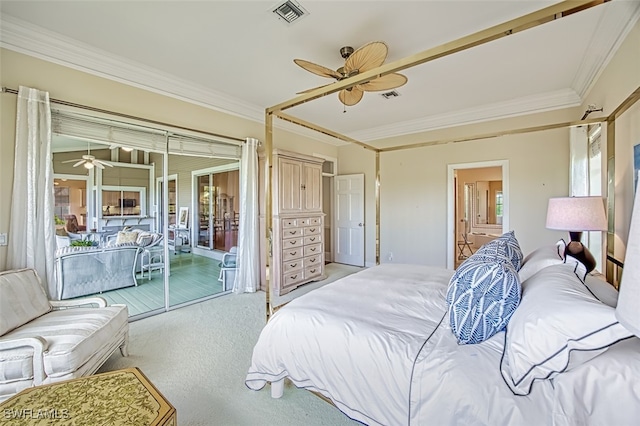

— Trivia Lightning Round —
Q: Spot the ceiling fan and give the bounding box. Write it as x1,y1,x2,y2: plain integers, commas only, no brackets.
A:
294,41,408,106
61,144,113,169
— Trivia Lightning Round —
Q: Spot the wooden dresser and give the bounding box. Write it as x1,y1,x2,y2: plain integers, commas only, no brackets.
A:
271,149,325,296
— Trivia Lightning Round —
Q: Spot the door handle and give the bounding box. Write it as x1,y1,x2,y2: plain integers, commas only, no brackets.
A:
358,223,364,227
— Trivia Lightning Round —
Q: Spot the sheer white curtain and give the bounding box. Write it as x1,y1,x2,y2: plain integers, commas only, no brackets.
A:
7,86,56,298
233,138,260,294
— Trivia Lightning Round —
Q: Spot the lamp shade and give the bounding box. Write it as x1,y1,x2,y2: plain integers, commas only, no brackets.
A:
546,196,607,232
616,183,640,337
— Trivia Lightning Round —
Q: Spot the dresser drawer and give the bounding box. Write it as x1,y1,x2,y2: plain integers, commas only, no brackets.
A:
304,253,323,267
303,225,321,236
282,218,298,228
303,243,322,257
308,217,322,226
283,228,303,238
304,234,321,245
282,259,303,273
282,247,303,261
305,265,322,280
282,271,304,287
282,236,303,249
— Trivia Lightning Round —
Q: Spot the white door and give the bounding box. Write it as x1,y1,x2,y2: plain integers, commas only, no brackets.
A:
334,174,365,266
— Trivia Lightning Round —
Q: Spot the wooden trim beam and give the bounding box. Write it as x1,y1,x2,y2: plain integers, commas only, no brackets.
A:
265,111,274,322
608,86,640,122
274,112,378,152
267,0,606,114
378,117,609,152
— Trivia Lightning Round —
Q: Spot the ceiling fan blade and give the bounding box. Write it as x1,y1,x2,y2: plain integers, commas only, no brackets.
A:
338,88,364,106
72,160,86,167
344,41,388,74
95,160,113,167
61,159,82,164
294,59,341,79
360,73,408,92
93,161,105,169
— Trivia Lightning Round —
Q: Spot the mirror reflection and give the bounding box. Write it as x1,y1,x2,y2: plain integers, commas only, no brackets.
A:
475,180,503,225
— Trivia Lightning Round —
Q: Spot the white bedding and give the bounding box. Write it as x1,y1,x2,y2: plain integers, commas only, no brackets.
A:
245,263,639,425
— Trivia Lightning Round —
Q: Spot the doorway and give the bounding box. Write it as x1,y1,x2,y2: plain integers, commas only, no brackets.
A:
447,160,509,269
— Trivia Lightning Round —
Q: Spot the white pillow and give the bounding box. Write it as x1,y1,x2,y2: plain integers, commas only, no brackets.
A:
501,263,632,395
551,337,640,426
518,241,565,282
0,269,52,335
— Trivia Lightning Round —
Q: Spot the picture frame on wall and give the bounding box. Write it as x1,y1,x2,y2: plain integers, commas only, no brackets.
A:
178,207,189,228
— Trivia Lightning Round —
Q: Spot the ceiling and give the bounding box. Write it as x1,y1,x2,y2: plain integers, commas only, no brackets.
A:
1,1,639,146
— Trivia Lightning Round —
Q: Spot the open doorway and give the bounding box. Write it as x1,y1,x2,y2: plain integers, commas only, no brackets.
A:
447,160,510,269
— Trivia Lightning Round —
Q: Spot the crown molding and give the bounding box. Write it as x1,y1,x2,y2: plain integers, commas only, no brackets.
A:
571,1,640,98
0,16,264,120
350,88,582,142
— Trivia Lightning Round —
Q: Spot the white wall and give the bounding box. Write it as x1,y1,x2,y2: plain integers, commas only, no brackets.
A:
339,128,569,267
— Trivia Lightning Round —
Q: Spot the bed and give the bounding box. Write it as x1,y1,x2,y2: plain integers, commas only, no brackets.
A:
246,238,640,426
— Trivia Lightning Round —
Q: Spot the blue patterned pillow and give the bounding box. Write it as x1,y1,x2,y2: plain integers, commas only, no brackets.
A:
447,257,522,344
475,231,523,271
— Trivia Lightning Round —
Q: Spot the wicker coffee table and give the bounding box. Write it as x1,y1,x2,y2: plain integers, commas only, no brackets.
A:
1,367,176,425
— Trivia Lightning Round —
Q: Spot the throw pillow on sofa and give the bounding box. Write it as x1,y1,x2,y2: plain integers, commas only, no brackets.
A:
116,231,139,245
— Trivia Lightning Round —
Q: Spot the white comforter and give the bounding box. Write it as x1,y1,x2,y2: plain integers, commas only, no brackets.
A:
245,264,631,425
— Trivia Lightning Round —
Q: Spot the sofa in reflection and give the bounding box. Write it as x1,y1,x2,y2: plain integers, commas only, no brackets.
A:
55,245,141,300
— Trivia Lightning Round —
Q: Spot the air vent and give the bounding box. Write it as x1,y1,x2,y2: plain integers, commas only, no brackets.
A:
272,1,309,24
381,90,400,99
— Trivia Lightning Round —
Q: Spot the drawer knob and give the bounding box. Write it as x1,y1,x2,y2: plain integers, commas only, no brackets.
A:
310,269,316,273
290,251,297,255
310,257,316,262
310,237,316,241
291,274,298,279
310,248,316,252
289,231,296,235
290,263,297,268
310,228,316,232
289,240,296,245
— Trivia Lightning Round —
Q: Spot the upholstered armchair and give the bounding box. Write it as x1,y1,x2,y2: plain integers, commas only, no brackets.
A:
63,214,86,233
218,246,237,291
0,269,129,401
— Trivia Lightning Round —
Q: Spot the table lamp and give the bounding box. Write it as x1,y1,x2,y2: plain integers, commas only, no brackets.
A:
616,182,640,337
546,196,607,273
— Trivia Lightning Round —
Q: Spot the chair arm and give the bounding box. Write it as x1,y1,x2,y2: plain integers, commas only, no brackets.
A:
50,296,108,309
0,337,48,385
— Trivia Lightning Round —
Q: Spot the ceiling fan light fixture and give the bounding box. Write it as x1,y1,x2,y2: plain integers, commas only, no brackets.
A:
272,0,309,25
83,161,94,169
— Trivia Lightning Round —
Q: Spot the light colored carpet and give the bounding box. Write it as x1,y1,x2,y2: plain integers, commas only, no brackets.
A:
99,263,363,426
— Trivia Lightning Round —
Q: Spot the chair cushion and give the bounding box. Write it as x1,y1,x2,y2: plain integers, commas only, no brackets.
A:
0,269,52,336
116,231,139,245
0,305,128,381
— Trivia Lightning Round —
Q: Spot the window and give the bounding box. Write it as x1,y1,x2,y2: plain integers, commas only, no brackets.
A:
495,191,504,218
101,186,146,217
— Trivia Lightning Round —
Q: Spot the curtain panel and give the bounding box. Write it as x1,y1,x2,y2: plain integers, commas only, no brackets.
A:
8,86,57,298
233,138,260,293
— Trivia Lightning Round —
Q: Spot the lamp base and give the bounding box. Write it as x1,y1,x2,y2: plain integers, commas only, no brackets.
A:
564,241,596,274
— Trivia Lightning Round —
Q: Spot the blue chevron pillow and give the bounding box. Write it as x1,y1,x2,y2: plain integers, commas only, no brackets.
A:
475,231,523,271
447,257,522,344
